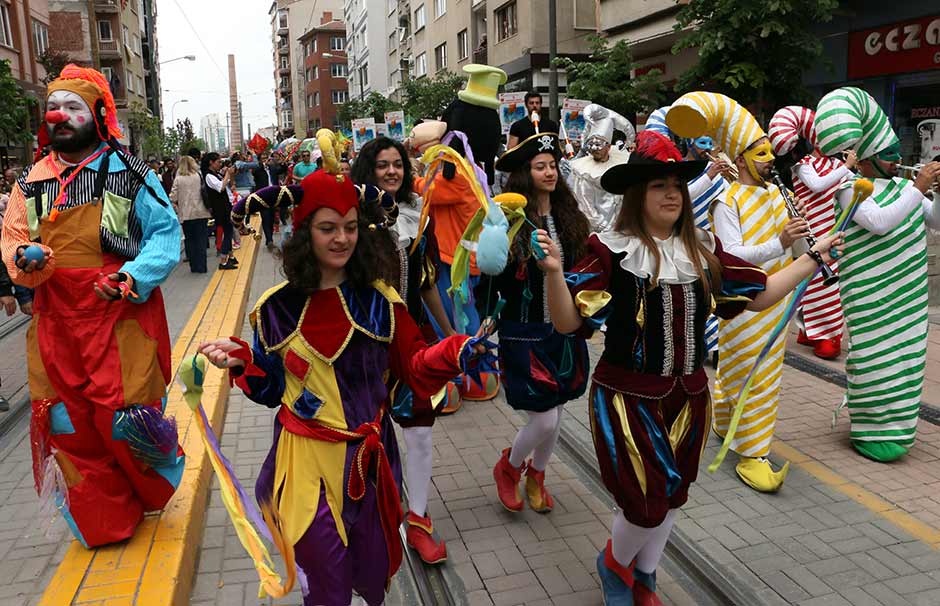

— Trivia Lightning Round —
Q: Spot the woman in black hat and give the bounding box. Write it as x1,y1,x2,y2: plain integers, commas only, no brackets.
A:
483,132,592,516
535,130,844,606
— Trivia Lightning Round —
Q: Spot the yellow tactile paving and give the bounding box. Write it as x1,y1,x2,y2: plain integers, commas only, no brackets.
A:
39,224,262,606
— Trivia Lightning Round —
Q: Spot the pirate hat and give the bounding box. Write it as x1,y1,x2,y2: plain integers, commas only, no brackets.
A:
600,131,706,193
495,132,562,173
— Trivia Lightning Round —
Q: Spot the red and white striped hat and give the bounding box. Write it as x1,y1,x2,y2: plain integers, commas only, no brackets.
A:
768,105,817,156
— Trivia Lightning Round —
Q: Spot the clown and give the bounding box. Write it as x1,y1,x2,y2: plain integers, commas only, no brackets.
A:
567,104,633,233
0,65,183,547
667,92,813,492
769,106,855,360
814,87,940,463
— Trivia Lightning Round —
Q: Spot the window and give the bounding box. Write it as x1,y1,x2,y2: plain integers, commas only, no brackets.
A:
573,0,594,29
102,67,115,92
280,56,289,69
435,0,446,18
457,29,468,61
388,31,396,54
312,66,318,80
414,5,426,32
415,52,427,77
388,0,396,14
123,25,130,49
98,20,113,41
126,69,134,93
434,42,447,72
496,1,517,41
309,118,321,132
311,38,317,53
33,21,49,55
278,11,288,29
307,92,319,107
330,63,347,78
281,110,293,128
359,64,368,87
332,89,349,104
330,36,345,51
137,74,144,94
0,5,12,48
132,33,141,55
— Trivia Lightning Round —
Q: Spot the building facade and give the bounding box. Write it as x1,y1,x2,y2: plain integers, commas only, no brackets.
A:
269,0,342,139
344,0,390,100
0,0,50,166
298,13,348,133
141,0,159,121
48,0,155,154
199,113,228,153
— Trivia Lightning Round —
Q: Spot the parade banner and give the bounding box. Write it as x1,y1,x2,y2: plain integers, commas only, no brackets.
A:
375,123,389,138
561,98,590,141
351,118,377,151
499,92,527,135
385,111,405,141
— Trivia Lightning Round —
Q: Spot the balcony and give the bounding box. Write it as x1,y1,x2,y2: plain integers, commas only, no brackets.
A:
278,66,290,76
278,27,289,38
277,44,289,57
473,48,487,64
98,39,121,59
95,0,120,13
278,81,292,94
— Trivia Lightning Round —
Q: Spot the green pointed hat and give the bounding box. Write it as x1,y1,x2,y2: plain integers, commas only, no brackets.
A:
457,64,507,110
814,87,898,160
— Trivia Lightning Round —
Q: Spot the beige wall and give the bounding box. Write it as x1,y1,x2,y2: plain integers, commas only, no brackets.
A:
425,0,471,75
3,0,50,87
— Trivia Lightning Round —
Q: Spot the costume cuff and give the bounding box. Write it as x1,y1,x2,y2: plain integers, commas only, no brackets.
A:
227,336,265,392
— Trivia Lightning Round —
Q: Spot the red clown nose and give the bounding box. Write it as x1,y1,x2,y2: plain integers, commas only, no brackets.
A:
45,110,69,124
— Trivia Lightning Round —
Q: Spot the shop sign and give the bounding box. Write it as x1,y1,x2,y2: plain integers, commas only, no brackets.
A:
848,15,940,79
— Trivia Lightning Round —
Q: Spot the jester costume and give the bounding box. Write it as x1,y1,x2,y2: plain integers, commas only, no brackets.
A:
226,169,485,605
769,106,849,358
667,92,794,492
1,65,184,547
814,87,940,462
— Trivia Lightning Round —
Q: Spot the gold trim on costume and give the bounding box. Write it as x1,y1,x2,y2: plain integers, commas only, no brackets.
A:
613,393,647,497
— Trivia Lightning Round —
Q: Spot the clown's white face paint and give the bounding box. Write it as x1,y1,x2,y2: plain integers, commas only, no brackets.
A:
46,90,94,130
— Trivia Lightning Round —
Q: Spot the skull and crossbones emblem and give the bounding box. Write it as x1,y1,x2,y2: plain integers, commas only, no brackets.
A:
537,135,554,152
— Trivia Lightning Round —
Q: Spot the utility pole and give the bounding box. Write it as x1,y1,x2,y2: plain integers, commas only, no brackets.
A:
548,0,559,123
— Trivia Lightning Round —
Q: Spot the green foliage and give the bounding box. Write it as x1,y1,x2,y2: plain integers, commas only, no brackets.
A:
554,36,668,117
335,92,402,128
0,60,35,146
401,71,465,121
673,0,839,113
127,101,163,158
37,50,73,84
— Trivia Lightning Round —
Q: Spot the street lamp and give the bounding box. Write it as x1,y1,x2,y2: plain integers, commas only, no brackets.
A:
159,55,196,66
171,99,189,126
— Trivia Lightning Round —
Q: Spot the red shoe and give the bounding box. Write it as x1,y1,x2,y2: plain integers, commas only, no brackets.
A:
524,463,554,513
405,511,447,564
797,329,813,346
462,371,499,401
813,336,842,360
493,447,525,512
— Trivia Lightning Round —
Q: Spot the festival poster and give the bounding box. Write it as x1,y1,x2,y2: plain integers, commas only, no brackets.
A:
351,118,377,151
375,123,389,138
561,98,590,141
385,111,405,141
499,92,527,135
916,117,940,165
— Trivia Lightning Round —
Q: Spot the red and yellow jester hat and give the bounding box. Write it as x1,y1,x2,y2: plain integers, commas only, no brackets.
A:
293,169,359,230
45,64,123,142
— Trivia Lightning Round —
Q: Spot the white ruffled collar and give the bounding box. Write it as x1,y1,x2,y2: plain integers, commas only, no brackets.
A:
597,228,716,284
393,194,423,249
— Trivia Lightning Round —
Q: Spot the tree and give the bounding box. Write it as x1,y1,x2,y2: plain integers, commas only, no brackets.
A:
37,49,73,84
0,60,36,147
673,0,839,114
554,36,668,118
335,92,402,129
401,71,465,121
127,101,163,158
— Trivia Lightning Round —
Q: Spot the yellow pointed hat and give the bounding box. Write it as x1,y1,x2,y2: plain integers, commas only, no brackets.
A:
666,92,765,160
457,64,508,110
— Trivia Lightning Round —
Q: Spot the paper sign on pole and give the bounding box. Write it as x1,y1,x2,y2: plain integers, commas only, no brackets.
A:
561,98,590,142
375,123,389,138
499,92,527,135
385,111,405,141
351,118,377,151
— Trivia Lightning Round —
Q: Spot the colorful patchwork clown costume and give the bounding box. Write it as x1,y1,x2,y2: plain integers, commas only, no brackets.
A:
814,87,940,463
768,106,849,360
646,106,727,357
1,65,183,547
568,104,633,233
667,92,796,492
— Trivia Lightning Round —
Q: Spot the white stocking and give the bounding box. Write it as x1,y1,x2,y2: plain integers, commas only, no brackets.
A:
611,511,655,567
635,509,678,574
508,408,560,468
531,407,563,471
402,426,434,518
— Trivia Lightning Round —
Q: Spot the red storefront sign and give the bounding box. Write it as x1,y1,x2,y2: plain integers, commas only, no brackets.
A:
848,15,940,79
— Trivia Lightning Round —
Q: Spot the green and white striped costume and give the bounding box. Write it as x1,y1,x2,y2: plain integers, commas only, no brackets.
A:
835,177,927,448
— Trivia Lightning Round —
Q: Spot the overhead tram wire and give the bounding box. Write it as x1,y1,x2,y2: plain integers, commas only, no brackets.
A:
169,0,227,84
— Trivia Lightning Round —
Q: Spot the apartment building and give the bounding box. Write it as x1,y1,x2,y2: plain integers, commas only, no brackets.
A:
199,112,228,153
270,0,342,139
344,0,390,100
48,0,154,153
297,13,348,133
0,0,50,165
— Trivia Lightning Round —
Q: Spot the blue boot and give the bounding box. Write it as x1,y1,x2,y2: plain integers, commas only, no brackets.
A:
596,540,634,605
633,569,664,606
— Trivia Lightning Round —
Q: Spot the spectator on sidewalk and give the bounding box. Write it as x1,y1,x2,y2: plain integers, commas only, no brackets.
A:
202,152,239,270
161,157,177,194
170,156,211,273
251,151,281,250
507,91,560,149
232,152,259,197
291,149,318,181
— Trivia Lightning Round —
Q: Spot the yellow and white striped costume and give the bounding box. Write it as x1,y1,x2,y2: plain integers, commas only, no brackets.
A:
712,183,793,457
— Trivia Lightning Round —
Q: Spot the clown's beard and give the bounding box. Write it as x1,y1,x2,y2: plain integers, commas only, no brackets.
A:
49,120,100,154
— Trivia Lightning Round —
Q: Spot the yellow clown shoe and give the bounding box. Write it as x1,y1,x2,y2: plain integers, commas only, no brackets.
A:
735,456,789,493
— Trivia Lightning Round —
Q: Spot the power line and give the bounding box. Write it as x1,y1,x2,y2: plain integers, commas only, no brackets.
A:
169,0,227,83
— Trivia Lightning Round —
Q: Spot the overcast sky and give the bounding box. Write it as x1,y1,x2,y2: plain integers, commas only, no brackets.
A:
156,0,277,136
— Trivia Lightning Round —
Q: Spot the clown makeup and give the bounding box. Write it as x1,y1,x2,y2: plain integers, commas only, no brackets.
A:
46,90,99,154
741,138,775,183
585,136,611,161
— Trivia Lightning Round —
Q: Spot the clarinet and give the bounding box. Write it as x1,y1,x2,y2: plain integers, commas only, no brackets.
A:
770,169,838,286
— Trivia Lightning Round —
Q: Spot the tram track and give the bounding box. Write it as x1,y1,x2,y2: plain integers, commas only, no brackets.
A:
0,313,33,441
